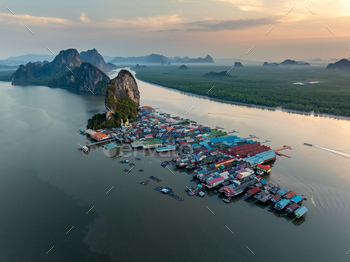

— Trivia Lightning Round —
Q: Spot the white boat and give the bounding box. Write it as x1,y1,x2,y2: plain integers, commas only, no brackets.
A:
82,145,89,153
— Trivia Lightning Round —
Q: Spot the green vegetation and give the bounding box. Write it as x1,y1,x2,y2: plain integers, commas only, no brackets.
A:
87,113,107,130
134,65,350,116
0,70,15,81
87,96,138,129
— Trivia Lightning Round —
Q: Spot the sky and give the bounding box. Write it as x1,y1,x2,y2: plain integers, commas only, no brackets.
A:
1,0,350,61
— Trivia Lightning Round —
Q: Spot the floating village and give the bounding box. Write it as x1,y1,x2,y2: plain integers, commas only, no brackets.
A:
78,106,308,220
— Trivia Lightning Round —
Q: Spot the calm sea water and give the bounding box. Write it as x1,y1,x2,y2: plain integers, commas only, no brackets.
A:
0,70,350,261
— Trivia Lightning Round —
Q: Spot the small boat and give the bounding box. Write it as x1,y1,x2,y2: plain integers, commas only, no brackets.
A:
222,198,231,203
149,176,161,182
294,206,308,218
78,129,86,135
304,143,313,147
186,187,198,196
82,145,89,153
139,180,149,186
161,187,173,194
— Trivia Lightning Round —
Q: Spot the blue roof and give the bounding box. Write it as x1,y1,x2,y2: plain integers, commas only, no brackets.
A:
291,195,303,204
275,199,291,210
277,188,287,197
294,206,308,217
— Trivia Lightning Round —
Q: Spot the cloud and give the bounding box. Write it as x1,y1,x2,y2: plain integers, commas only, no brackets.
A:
80,12,90,23
216,0,268,11
108,14,183,30
0,12,70,26
185,17,279,31
216,0,350,18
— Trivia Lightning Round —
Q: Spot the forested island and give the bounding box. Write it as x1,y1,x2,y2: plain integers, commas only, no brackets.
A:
134,63,350,117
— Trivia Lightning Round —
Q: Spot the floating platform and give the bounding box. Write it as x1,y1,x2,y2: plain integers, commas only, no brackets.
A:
154,187,184,202
149,176,161,182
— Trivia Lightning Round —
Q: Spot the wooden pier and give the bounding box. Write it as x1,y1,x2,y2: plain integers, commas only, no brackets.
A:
86,138,118,148
274,145,292,158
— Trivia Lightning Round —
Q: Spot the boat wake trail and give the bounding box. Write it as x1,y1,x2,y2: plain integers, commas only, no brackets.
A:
311,194,317,208
313,146,350,159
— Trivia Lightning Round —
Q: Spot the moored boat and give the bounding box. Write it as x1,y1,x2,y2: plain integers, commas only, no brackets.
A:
222,198,231,203
161,187,173,194
82,145,89,153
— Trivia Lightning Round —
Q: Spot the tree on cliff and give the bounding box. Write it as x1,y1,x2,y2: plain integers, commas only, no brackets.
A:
87,70,140,129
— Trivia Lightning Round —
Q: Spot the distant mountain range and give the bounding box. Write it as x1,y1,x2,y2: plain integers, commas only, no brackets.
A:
263,59,310,67
11,48,112,95
111,54,214,64
0,54,55,66
326,58,350,70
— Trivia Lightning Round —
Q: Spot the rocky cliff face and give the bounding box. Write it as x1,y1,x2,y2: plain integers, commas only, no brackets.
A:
12,48,82,85
105,70,140,120
48,49,82,75
11,48,113,94
80,48,116,72
48,62,110,95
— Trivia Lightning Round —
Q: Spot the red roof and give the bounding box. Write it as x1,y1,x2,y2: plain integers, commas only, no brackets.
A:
236,173,243,179
257,164,271,171
287,203,299,211
248,187,261,195
209,176,225,184
284,190,296,199
272,195,281,202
